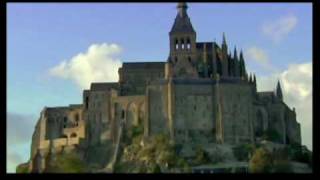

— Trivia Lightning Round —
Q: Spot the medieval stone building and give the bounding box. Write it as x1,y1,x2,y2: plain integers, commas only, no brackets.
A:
27,3,301,172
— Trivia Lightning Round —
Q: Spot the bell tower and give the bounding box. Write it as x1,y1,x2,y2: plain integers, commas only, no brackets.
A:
168,2,198,78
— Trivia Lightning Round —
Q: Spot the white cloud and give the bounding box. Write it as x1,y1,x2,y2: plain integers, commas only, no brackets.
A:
257,62,312,150
49,43,123,90
262,14,298,43
245,46,276,72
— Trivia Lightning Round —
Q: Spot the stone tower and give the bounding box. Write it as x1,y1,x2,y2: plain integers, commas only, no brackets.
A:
168,2,198,78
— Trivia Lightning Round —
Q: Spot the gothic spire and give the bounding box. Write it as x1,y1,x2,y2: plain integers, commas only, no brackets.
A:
234,47,238,60
170,2,195,34
222,32,227,46
276,80,283,101
239,50,246,77
234,47,240,77
177,2,188,18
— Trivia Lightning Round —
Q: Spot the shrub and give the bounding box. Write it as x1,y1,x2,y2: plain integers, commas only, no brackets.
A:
262,129,282,143
117,133,190,173
16,163,29,173
233,143,255,161
193,146,210,165
45,152,87,173
287,144,312,165
132,124,144,138
249,148,273,173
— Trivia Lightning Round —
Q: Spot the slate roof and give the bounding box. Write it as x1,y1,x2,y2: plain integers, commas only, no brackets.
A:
170,14,195,34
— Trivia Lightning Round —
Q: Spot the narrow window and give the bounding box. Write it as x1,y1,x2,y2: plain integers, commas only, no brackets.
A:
175,39,179,50
188,56,191,63
181,39,185,49
75,113,79,122
187,38,191,50
121,110,125,119
85,96,89,109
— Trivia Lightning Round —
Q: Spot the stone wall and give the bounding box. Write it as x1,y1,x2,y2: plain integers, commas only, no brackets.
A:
219,83,254,144
174,83,215,144
119,62,165,95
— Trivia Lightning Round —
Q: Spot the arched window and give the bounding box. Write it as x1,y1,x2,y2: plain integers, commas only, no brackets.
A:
188,56,191,63
175,39,179,50
121,110,125,119
85,96,89,109
187,38,191,50
75,113,79,122
181,39,185,49
174,57,178,63
71,133,77,138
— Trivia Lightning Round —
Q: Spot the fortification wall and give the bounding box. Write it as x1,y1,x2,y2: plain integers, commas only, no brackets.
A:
219,83,254,144
173,83,214,144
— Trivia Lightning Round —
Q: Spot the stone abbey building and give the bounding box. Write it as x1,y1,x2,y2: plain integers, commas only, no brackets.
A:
28,3,301,172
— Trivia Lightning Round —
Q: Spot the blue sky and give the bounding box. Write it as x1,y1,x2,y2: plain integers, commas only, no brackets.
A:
7,3,312,173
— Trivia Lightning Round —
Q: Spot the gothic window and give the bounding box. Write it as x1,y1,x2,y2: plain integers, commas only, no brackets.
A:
188,56,191,63
175,39,179,50
75,113,79,122
121,110,125,119
181,39,185,49
75,113,79,126
187,38,191,50
174,57,178,63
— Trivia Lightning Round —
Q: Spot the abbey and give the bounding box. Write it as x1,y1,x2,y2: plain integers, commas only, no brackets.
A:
27,3,301,172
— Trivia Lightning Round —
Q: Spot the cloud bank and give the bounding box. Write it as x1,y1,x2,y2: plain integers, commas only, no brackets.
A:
256,62,312,150
49,43,123,90
262,14,298,43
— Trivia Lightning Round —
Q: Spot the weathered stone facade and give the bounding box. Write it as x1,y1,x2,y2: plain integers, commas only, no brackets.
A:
27,3,301,172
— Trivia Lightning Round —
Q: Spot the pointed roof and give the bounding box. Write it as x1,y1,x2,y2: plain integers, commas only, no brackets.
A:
170,2,195,34
234,47,238,60
222,32,227,45
276,80,283,100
